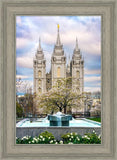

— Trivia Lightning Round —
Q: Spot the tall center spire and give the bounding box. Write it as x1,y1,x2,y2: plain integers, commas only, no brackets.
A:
75,37,78,51
56,24,61,46
38,37,42,52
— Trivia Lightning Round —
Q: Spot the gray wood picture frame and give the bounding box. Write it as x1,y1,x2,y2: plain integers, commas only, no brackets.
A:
0,0,117,159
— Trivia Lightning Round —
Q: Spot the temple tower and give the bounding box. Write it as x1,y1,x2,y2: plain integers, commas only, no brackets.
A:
71,38,84,94
51,25,66,87
33,38,46,94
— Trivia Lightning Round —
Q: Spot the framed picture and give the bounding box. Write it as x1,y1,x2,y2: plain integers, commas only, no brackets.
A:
0,0,117,160
16,15,101,144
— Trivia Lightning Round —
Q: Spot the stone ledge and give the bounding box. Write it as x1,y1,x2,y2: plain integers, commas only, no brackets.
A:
16,127,101,140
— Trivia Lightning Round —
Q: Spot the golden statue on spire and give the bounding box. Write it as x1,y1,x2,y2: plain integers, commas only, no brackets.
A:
57,24,60,29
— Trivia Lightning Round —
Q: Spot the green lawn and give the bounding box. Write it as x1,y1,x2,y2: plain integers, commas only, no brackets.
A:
87,117,101,122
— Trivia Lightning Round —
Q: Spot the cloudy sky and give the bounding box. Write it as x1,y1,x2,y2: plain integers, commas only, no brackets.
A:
16,16,101,94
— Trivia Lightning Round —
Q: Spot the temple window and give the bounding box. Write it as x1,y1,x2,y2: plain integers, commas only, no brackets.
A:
38,80,41,85
57,67,61,77
76,71,80,78
38,70,42,78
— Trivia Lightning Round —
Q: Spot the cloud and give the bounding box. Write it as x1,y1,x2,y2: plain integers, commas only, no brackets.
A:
16,16,22,26
16,16,101,55
84,68,101,75
16,38,31,49
84,87,101,92
17,56,33,68
39,31,100,56
84,76,101,82
16,75,29,79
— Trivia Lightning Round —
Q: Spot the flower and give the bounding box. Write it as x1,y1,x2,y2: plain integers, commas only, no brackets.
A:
60,140,63,144
71,136,73,139
68,142,73,144
32,140,35,143
33,137,38,142
70,133,73,135
77,137,80,141
50,140,53,144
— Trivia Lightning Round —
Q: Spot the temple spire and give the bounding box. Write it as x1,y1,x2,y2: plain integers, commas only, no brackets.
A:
75,37,78,51
38,37,42,51
56,24,61,46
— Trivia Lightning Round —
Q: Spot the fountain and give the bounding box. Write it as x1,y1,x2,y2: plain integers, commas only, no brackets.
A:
48,112,72,126
16,113,101,139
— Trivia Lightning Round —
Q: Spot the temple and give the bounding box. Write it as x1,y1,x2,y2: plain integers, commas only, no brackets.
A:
33,25,84,96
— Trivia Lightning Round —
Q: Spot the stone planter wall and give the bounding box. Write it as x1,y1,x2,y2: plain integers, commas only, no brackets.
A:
16,127,101,140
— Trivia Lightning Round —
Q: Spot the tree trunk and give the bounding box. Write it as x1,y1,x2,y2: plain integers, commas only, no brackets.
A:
59,107,62,112
64,107,67,114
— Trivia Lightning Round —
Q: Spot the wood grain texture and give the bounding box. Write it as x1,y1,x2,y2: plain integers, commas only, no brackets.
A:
0,0,117,159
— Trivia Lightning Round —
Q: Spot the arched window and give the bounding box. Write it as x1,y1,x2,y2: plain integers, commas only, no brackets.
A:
57,67,61,77
38,71,42,78
38,80,41,85
76,71,80,78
